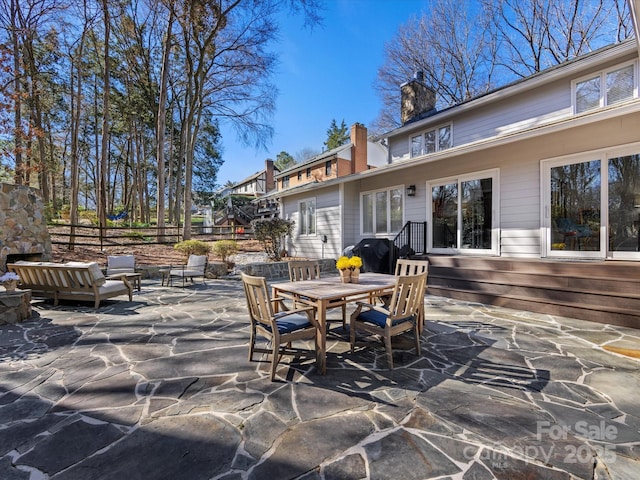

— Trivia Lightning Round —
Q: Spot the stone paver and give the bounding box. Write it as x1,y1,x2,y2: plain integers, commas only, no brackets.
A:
0,279,639,480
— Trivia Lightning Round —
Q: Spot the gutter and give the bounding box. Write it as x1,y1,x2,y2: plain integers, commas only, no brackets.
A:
386,40,638,139
267,99,640,200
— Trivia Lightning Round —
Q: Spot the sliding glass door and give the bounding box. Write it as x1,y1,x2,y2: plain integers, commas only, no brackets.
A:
608,152,640,255
429,170,498,254
548,159,601,256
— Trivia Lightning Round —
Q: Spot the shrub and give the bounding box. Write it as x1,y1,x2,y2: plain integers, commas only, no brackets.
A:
79,209,98,225
212,240,238,264
251,218,294,262
174,239,212,258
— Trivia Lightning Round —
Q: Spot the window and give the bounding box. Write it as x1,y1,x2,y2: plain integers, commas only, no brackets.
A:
299,199,316,235
325,160,332,176
542,145,640,260
410,124,452,157
282,175,289,188
574,62,637,114
361,187,404,234
297,171,302,181
306,167,311,178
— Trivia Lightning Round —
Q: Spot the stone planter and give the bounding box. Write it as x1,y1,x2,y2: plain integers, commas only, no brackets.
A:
3,280,17,291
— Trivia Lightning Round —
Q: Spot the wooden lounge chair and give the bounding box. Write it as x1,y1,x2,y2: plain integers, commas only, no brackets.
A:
8,261,132,308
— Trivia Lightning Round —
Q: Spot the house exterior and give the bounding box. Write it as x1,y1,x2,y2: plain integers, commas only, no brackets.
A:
230,159,277,197
271,31,640,327
275,38,640,263
274,123,387,191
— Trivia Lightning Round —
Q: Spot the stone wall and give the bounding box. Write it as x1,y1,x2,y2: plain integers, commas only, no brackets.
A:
0,183,52,272
236,258,337,280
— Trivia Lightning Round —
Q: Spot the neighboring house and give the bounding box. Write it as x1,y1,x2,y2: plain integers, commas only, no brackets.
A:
213,159,279,226
231,159,277,197
273,35,640,327
274,123,388,191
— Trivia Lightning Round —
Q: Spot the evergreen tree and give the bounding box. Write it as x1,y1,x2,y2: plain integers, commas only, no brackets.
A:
274,151,295,171
324,119,349,150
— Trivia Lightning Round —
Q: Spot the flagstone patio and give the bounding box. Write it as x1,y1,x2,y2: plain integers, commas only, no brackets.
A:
0,278,639,479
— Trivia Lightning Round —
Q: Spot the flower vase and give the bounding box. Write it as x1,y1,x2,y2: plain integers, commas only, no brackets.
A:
350,268,360,284
3,280,17,292
339,269,351,283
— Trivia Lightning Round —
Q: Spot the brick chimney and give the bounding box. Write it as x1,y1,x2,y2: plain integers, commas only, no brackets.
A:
350,123,368,174
401,71,436,125
264,159,275,193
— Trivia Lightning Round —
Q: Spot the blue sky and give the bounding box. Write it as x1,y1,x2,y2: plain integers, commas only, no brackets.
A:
216,0,427,185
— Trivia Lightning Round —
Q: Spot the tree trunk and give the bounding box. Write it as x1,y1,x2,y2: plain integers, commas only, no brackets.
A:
98,0,111,247
69,29,86,250
156,11,172,241
10,0,24,184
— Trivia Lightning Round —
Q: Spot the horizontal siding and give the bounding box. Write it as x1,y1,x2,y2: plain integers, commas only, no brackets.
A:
390,51,638,164
342,182,360,250
453,79,571,145
283,185,342,260
500,221,541,258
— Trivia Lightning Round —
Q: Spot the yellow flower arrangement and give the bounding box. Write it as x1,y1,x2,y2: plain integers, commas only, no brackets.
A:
348,256,362,270
336,256,350,271
336,256,363,271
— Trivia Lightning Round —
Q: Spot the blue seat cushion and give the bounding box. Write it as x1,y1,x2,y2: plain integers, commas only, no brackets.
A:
356,309,414,328
267,314,312,334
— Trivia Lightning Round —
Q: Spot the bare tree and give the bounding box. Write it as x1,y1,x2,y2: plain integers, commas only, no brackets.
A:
155,5,173,241
490,0,632,77
98,0,110,237
67,1,95,249
295,147,320,163
165,0,321,239
372,0,499,133
373,0,632,132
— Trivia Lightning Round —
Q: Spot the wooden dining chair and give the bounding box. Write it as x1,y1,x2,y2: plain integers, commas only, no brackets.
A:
394,259,429,332
395,258,429,276
241,272,320,381
350,272,427,369
287,260,347,329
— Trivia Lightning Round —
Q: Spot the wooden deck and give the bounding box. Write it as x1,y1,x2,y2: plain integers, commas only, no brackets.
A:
422,255,640,329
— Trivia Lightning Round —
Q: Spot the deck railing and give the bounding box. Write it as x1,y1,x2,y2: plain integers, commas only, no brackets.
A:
390,221,427,271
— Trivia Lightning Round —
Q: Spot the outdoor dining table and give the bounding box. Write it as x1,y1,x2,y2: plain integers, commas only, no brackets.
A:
271,272,397,374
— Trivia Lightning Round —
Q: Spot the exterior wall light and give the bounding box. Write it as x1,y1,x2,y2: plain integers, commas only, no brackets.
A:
407,185,416,196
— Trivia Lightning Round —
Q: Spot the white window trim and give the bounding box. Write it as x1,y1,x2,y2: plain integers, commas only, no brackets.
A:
298,197,317,237
540,141,640,260
409,122,453,158
572,60,638,115
427,168,500,255
360,184,405,236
